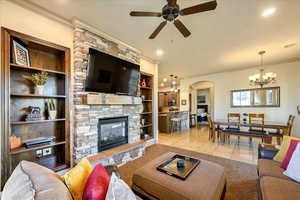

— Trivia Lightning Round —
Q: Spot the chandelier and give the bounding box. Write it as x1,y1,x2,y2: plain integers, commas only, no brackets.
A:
249,51,277,88
160,75,179,92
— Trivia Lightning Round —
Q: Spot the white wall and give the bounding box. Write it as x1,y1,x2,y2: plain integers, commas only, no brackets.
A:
180,61,300,137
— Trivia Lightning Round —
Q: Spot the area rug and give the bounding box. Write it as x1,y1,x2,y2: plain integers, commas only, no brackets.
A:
119,144,258,200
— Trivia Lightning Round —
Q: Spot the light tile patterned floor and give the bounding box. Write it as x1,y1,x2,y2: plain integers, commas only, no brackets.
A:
158,126,260,165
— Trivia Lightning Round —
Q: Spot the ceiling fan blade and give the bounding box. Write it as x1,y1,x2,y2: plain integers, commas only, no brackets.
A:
180,1,217,16
167,0,177,6
149,21,167,39
174,19,191,38
130,11,162,17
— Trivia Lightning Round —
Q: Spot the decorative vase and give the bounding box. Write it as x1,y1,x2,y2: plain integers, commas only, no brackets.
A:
35,85,44,95
48,110,57,120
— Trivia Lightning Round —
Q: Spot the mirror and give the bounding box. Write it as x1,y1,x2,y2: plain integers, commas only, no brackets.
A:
231,87,280,107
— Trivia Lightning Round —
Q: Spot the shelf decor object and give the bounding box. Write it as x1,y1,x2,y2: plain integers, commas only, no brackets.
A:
24,71,49,95
1,27,71,186
12,40,30,66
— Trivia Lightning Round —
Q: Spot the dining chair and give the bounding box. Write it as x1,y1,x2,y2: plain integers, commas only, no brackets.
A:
248,113,265,143
286,115,296,136
207,115,219,142
269,115,295,145
225,113,241,143
249,114,265,132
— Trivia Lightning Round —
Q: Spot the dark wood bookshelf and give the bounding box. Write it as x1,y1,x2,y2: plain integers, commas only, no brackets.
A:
10,141,66,155
1,27,71,186
10,63,66,75
11,119,66,125
11,93,66,98
140,72,154,140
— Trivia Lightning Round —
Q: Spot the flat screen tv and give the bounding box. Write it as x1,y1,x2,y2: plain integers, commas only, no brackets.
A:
85,48,140,96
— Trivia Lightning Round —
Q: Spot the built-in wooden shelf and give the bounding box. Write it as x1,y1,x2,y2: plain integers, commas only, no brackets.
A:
141,123,152,128
52,163,68,172
143,100,152,102
141,112,152,115
140,87,152,90
10,63,66,75
10,141,66,155
11,93,66,98
10,119,66,125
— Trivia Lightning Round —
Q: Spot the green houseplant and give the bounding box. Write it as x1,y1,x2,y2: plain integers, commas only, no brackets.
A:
25,71,48,95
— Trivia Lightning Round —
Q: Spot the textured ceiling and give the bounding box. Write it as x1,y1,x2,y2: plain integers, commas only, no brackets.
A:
23,0,300,81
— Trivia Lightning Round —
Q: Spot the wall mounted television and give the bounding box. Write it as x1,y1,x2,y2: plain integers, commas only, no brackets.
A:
85,48,140,96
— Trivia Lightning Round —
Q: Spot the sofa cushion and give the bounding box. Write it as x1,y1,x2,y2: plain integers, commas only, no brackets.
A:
64,158,93,200
257,159,289,180
260,176,300,200
83,164,110,200
273,136,300,162
1,161,72,200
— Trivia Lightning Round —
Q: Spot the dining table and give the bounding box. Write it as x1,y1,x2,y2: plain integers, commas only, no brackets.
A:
213,119,288,144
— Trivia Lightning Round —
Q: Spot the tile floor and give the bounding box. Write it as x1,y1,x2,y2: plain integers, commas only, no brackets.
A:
158,126,260,165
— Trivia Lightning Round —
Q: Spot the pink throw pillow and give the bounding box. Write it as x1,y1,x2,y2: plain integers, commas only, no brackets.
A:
83,164,110,200
280,140,300,169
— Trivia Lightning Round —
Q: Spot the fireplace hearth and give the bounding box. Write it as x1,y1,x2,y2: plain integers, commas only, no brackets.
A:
98,116,129,152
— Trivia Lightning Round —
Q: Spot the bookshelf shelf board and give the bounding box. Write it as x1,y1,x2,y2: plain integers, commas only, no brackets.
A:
140,87,152,90
10,63,66,75
10,119,66,125
141,112,152,115
10,141,66,155
141,123,153,128
11,93,66,98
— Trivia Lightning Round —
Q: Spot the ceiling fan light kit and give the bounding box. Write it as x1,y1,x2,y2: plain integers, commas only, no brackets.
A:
130,0,217,39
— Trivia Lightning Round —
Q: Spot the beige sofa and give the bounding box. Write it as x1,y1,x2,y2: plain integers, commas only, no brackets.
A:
257,159,300,200
2,161,142,200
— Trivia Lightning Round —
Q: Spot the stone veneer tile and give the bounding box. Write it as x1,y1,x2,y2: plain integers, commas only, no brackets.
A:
73,25,143,165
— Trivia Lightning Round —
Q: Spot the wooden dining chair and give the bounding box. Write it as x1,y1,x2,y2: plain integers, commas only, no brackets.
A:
207,115,219,142
285,115,295,137
226,113,241,143
248,114,265,143
249,114,265,132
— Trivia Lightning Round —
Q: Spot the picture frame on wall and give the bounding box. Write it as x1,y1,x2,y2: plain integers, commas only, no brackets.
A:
181,99,187,105
12,40,30,66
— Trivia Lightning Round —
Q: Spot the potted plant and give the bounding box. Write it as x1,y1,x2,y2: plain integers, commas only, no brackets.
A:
47,99,57,120
25,71,48,95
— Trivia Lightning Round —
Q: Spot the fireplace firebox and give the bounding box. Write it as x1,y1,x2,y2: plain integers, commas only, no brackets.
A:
98,116,128,152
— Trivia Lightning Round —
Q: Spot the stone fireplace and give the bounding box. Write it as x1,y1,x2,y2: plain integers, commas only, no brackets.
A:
72,20,145,164
98,116,128,152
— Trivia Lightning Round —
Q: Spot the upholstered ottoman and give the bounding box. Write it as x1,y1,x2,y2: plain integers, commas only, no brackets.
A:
132,152,226,200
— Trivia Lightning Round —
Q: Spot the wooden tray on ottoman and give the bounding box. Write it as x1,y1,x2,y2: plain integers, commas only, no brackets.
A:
157,154,200,180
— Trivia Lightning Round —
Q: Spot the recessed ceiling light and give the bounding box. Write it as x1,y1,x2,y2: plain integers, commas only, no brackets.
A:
163,78,168,82
160,83,165,87
262,8,276,17
156,49,163,56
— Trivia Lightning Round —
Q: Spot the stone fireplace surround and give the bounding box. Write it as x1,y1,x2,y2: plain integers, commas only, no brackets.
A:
73,20,145,165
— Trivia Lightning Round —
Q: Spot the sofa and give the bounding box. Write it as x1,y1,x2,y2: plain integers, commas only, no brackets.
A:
257,158,300,200
1,161,142,200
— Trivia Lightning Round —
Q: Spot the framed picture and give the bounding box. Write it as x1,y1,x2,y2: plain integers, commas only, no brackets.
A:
12,40,30,66
181,99,187,105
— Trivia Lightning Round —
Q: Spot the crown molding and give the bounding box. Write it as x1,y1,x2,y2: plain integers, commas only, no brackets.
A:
140,55,160,65
10,0,72,27
72,18,142,54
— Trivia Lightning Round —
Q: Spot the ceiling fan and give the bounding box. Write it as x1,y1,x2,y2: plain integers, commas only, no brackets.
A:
129,0,217,39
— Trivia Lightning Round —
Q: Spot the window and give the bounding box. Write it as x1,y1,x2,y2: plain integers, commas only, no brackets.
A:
231,87,280,107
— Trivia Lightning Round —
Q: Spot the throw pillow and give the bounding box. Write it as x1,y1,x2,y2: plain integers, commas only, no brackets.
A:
273,136,300,162
284,144,300,183
64,158,93,200
280,140,300,169
83,164,110,200
105,172,136,200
